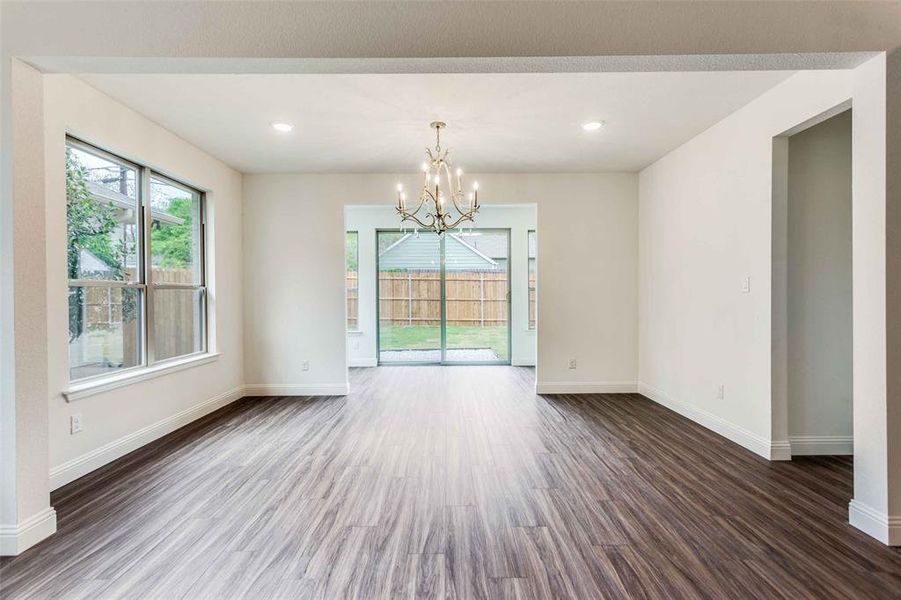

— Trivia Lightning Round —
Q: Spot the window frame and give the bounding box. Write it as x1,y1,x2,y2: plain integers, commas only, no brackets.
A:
346,230,359,332
66,136,209,386
147,172,208,364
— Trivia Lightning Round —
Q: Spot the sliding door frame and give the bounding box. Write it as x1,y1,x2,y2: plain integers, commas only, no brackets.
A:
376,228,512,366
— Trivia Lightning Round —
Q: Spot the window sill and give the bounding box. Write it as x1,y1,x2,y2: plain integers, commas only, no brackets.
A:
63,352,221,402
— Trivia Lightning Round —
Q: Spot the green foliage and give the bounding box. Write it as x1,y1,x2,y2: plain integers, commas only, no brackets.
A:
66,149,123,342
151,197,194,268
66,149,120,277
346,232,358,271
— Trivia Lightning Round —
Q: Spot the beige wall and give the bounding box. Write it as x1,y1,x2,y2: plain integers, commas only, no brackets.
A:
243,173,638,394
786,110,853,447
43,75,245,487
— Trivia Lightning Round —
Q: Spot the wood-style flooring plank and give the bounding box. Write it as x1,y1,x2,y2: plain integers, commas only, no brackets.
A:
2,366,900,599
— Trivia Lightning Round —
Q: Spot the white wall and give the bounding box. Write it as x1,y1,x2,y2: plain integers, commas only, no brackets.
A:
638,59,897,544
244,173,638,394
344,204,537,368
0,59,55,556
42,75,245,489
638,69,853,456
786,110,852,452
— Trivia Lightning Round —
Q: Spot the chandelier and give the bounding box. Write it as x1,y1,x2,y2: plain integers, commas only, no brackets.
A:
395,121,479,235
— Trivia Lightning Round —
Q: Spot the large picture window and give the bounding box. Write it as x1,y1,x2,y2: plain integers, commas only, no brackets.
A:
66,137,207,383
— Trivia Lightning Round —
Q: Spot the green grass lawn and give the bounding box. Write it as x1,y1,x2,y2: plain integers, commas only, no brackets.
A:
380,324,509,359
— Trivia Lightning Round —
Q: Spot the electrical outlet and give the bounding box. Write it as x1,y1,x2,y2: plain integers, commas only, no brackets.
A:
70,413,83,434
741,276,751,294
301,360,310,371
716,384,725,400
568,358,577,370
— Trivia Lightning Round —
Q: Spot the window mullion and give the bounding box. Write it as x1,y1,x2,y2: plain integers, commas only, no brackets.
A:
142,165,155,366
201,198,208,353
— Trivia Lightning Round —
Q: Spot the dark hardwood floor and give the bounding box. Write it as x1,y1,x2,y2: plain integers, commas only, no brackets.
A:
2,366,899,599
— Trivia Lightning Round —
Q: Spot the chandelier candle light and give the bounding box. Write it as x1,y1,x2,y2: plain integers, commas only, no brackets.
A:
395,121,479,235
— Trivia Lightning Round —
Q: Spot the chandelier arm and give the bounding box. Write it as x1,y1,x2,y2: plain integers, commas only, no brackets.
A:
403,188,433,218
442,210,478,232
439,161,469,216
398,211,435,231
417,188,437,214
449,190,468,216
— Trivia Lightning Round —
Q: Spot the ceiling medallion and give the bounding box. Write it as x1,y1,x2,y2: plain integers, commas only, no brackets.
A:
395,121,479,235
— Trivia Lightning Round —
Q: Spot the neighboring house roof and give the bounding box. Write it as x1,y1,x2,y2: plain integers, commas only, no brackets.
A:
88,181,184,225
78,248,114,277
457,233,508,260
379,233,504,271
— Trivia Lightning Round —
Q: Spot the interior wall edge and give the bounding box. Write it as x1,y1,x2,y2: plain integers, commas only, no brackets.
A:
0,507,57,557
848,499,901,546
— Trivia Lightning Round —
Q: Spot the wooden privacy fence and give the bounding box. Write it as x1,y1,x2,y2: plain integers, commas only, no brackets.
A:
347,271,510,327
346,273,359,330
152,268,201,359
81,267,199,362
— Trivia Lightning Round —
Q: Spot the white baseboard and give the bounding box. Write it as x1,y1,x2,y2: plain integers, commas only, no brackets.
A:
849,499,901,546
788,436,853,456
0,507,57,556
638,382,772,460
511,357,536,367
243,383,349,396
769,440,792,461
348,358,378,368
49,385,245,490
536,381,637,394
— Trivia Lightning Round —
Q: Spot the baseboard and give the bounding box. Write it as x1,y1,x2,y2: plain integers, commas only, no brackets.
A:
849,499,901,546
511,357,536,367
0,507,57,556
536,381,637,394
769,440,792,461
243,383,350,396
789,435,853,456
638,382,772,460
49,385,245,490
348,358,378,368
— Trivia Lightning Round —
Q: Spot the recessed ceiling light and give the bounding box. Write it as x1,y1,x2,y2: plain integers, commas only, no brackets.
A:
271,122,294,133
582,121,604,132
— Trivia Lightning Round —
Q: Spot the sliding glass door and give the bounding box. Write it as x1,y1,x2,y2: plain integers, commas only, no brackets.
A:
377,229,510,365
377,231,442,362
444,231,510,362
